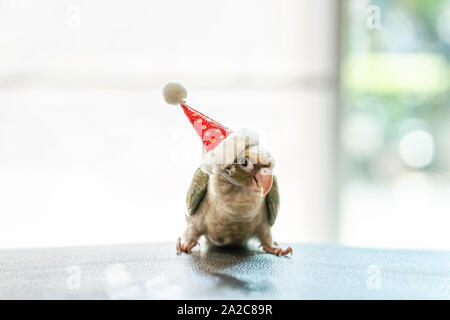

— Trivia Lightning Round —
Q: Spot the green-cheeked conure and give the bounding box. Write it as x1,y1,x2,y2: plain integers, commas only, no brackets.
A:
162,82,292,256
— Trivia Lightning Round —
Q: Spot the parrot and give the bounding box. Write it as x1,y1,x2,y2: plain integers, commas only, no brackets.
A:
162,82,292,256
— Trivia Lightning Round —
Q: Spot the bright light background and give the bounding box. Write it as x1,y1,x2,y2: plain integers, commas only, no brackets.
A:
0,0,338,249
340,0,450,250
4,0,447,252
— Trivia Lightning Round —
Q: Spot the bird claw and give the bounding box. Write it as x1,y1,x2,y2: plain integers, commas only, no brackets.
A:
176,237,199,255
262,243,293,257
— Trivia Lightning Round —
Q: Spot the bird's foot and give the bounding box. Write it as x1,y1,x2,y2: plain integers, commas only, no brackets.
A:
262,242,293,257
176,237,199,255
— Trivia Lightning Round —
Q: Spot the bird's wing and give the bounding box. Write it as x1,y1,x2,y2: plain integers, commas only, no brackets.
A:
186,167,209,215
265,175,280,226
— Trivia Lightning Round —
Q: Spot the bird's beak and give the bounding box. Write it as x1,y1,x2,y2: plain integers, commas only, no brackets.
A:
248,168,273,197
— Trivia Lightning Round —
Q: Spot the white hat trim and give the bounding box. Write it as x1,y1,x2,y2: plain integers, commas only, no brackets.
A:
201,128,259,175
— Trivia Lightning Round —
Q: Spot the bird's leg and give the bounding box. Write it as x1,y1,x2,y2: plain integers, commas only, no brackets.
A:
176,237,199,254
262,243,293,256
176,219,203,255
257,226,293,257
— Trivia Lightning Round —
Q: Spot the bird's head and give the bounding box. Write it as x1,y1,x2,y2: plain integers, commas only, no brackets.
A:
201,129,275,197
222,145,274,196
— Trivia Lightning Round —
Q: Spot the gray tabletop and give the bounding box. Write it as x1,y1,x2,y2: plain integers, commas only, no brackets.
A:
0,242,449,299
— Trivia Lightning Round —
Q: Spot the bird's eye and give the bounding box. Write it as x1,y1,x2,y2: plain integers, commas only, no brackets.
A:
238,158,253,172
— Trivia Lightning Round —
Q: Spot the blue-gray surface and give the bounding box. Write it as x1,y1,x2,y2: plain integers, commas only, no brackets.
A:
0,242,449,299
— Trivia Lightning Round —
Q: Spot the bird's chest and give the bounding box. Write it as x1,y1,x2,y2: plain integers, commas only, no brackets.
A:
204,204,263,246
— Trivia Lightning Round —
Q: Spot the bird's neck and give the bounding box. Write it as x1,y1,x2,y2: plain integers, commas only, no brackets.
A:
209,174,264,214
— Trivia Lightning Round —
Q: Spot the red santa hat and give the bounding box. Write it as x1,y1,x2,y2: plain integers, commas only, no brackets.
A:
162,82,259,174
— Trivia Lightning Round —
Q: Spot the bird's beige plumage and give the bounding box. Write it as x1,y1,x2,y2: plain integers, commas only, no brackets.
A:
179,159,291,256
187,167,280,226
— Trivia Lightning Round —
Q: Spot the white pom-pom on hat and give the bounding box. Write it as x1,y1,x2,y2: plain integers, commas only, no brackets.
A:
162,82,187,105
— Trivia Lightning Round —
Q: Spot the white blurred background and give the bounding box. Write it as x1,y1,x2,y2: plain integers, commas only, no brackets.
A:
0,0,338,249
340,0,450,250
1,0,449,251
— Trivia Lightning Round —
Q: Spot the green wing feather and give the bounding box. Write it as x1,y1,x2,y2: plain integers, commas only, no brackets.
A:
265,175,280,226
186,167,209,215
